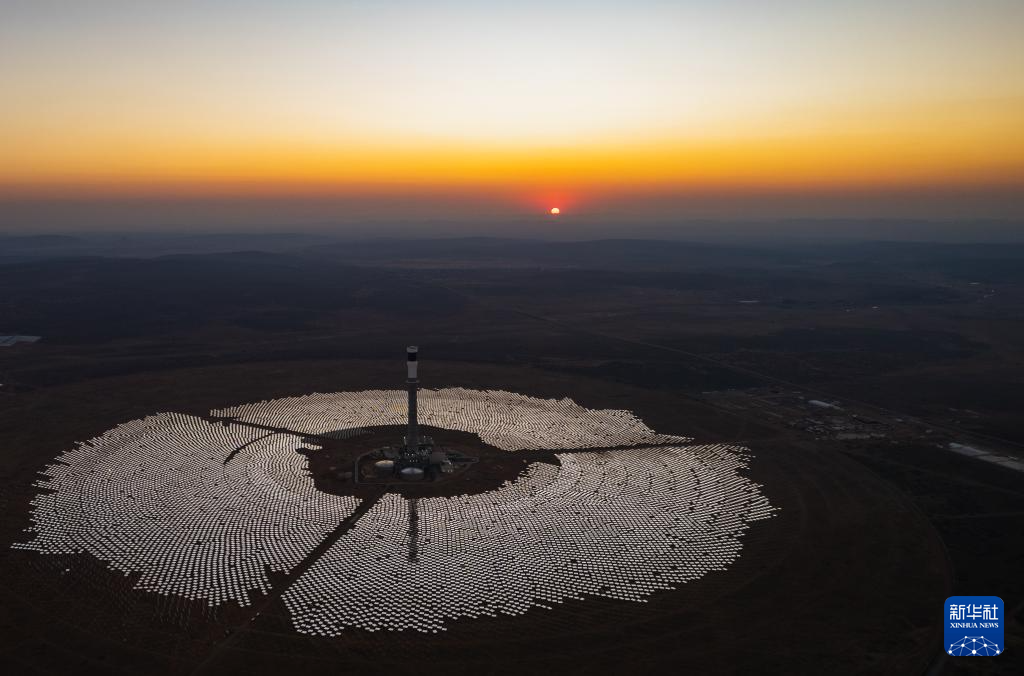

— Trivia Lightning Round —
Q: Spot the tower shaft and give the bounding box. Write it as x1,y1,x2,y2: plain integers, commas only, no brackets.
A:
407,346,419,452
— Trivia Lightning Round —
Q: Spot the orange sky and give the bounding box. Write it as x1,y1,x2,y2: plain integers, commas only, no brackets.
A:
1,1,1022,223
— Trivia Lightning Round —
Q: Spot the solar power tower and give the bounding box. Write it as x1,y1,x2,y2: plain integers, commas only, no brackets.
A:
395,346,441,479
406,345,419,453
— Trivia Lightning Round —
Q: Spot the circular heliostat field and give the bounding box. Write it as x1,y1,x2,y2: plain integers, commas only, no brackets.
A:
16,388,776,634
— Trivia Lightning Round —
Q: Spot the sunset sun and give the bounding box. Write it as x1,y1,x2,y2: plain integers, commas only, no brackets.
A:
550,207,561,215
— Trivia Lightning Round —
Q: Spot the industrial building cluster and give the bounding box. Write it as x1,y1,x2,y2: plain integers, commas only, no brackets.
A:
285,443,775,635
16,364,775,634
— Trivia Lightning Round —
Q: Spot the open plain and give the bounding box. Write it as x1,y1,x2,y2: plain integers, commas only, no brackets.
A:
0,237,1021,674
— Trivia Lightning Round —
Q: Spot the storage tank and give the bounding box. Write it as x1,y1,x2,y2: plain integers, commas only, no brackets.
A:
374,459,395,477
400,466,425,481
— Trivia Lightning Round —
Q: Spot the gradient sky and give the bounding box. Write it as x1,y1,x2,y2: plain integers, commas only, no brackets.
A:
1,0,1022,229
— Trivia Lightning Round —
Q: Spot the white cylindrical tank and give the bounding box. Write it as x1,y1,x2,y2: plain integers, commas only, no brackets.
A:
399,466,424,481
374,460,395,476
